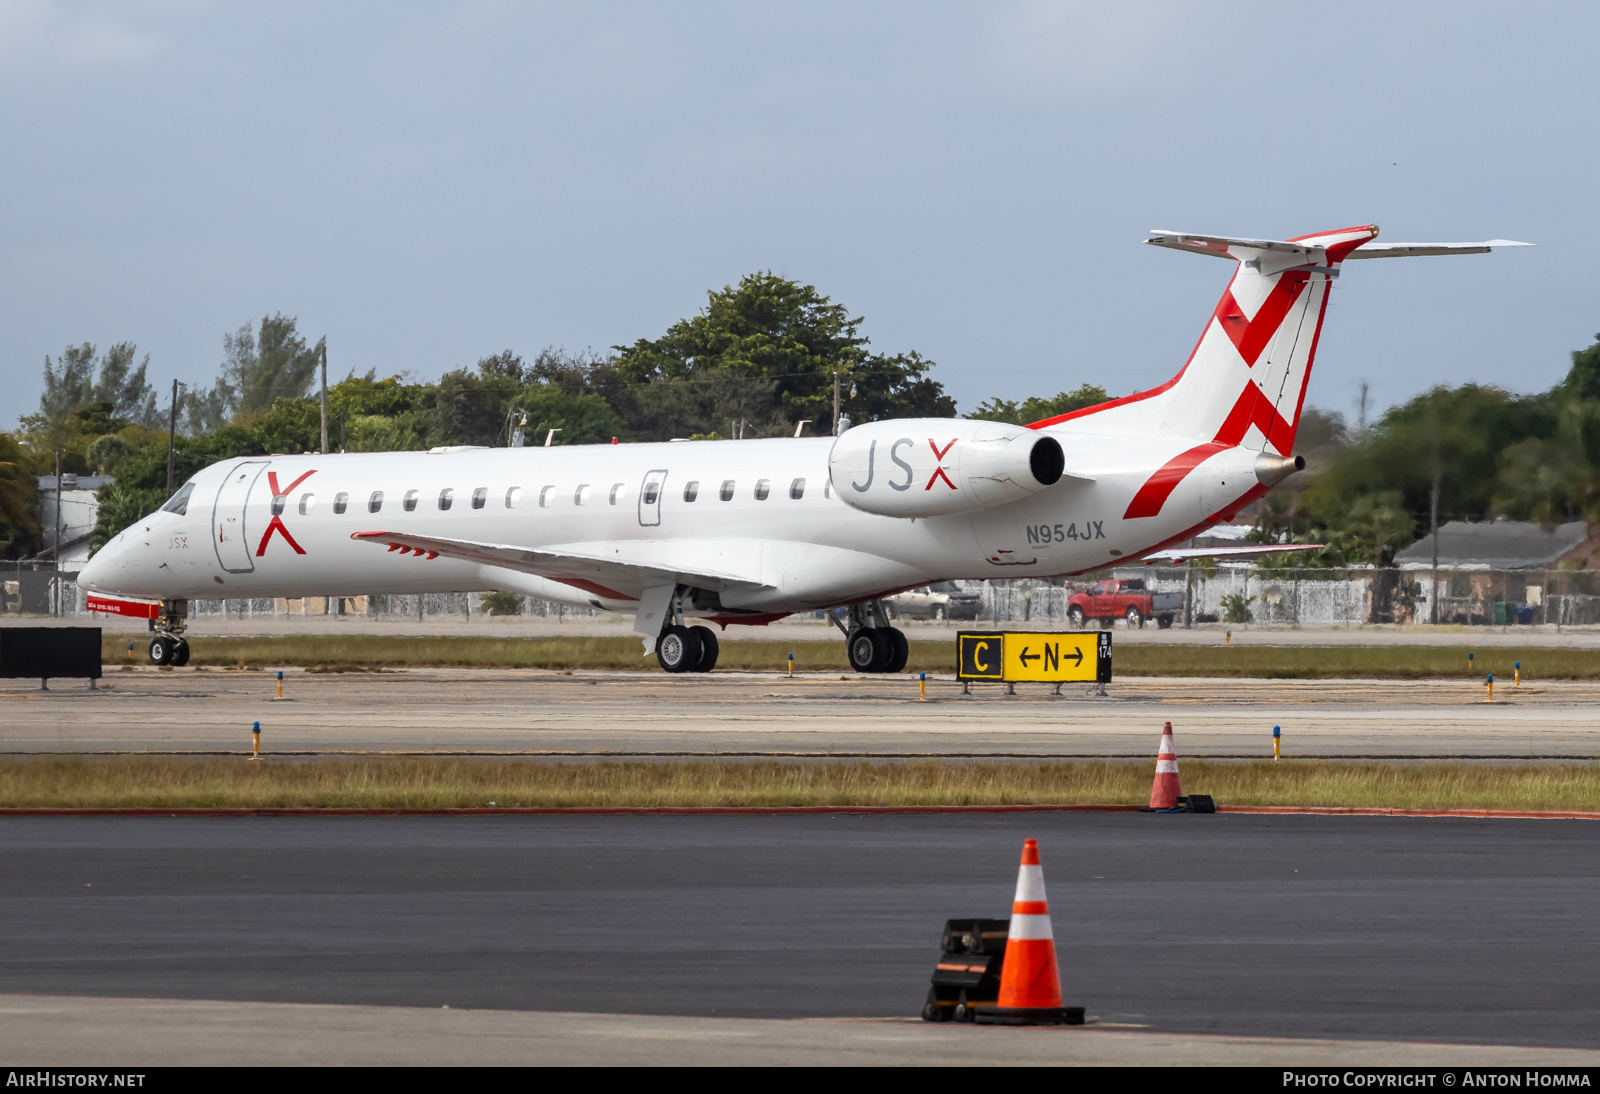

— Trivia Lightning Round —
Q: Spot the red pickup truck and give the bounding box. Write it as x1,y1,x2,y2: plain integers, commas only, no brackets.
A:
1066,578,1183,630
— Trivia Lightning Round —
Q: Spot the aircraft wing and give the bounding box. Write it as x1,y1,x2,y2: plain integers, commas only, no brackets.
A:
1343,240,1534,259
1138,544,1326,565
352,531,774,599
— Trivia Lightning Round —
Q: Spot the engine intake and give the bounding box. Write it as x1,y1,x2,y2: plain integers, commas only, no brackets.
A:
828,418,1065,519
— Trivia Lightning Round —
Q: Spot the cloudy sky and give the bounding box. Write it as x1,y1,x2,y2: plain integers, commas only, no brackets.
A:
2,1,1595,428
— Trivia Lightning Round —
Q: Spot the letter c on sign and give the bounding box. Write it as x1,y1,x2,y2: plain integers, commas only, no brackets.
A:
973,640,988,672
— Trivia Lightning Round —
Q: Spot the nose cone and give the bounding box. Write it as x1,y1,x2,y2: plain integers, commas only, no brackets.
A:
77,539,124,594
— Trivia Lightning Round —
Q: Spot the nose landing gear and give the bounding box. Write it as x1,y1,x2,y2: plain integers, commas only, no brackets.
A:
147,599,190,667
832,600,909,673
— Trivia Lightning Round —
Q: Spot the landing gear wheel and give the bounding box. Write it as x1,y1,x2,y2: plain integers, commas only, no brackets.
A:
689,625,719,672
883,627,909,674
1126,606,1144,629
1068,606,1085,628
170,638,191,667
148,636,176,666
847,628,889,673
656,625,703,674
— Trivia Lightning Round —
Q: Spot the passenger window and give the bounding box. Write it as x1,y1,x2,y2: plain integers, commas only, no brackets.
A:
539,486,554,508
298,493,315,516
755,479,771,501
789,478,805,500
471,487,487,510
575,484,592,505
506,487,522,508
333,492,348,515
643,482,659,505
160,482,194,515
438,488,454,511
369,491,383,514
404,489,419,512
609,483,626,505
719,480,735,501
683,481,699,502
271,494,286,516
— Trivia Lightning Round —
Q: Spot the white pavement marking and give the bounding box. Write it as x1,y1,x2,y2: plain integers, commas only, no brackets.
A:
3,994,1598,1066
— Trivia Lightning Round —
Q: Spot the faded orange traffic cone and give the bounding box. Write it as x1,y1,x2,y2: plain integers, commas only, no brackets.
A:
1148,721,1183,809
988,839,1082,1025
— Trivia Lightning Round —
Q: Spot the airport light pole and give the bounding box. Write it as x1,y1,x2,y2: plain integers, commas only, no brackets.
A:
318,338,330,456
165,379,181,497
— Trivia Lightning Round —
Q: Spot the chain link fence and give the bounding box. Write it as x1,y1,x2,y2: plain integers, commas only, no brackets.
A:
10,562,1599,628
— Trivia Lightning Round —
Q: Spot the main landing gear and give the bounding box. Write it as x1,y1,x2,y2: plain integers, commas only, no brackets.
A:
831,600,909,674
147,599,190,667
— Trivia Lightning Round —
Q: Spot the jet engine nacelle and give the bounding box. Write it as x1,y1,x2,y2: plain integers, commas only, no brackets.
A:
827,418,1065,519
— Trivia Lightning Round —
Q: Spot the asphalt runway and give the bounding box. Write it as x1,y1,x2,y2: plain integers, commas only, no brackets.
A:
2,812,1598,1060
4,667,1599,757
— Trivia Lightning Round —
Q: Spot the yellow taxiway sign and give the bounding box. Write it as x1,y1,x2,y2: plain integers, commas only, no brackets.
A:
956,631,1111,683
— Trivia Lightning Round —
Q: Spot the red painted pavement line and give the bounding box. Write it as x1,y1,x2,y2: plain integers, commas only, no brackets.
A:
1219,806,1600,820
0,804,1595,818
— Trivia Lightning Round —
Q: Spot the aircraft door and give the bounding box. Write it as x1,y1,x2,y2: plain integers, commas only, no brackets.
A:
638,469,668,527
213,461,269,573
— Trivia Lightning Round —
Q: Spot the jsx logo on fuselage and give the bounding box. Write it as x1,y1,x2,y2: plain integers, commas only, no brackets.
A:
255,469,315,556
850,439,958,492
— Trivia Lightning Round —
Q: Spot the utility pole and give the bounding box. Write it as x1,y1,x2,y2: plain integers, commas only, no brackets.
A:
166,378,180,496
833,373,841,435
53,449,62,617
318,338,329,455
1429,409,1441,625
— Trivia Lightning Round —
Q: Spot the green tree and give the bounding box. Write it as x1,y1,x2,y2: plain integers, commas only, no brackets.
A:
217,314,323,416
967,384,1109,425
611,272,952,437
0,432,41,558
1302,384,1554,547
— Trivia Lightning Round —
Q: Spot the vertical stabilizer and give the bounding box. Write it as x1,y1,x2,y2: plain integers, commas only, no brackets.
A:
1146,225,1377,455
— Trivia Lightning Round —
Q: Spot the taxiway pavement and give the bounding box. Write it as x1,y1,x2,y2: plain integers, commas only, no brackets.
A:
1,813,1596,1063
4,668,1598,757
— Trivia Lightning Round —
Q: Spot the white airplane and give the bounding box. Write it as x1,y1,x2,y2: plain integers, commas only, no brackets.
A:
79,225,1530,671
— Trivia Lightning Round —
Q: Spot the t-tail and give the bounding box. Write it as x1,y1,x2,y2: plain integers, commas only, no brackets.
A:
1031,226,1532,455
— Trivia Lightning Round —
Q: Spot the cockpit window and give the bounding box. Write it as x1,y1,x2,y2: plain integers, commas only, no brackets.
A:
160,482,194,516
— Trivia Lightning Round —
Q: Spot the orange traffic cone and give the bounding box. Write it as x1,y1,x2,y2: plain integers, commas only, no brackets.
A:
986,839,1083,1025
1148,721,1183,809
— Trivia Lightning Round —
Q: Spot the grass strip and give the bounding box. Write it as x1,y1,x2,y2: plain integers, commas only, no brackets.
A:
3,758,1597,812
99,634,1599,679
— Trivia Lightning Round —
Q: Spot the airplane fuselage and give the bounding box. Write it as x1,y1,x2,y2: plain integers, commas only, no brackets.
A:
78,425,1263,621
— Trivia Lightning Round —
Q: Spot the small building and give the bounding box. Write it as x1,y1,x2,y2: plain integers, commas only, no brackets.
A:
1394,518,1589,572
1395,519,1594,625
38,474,111,569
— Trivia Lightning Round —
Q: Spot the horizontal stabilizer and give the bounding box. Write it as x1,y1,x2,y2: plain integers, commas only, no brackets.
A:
1145,230,1315,259
1344,240,1534,259
1138,543,1325,565
352,530,773,601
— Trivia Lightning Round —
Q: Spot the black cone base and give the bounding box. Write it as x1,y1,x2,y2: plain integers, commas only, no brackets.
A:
974,1005,1085,1026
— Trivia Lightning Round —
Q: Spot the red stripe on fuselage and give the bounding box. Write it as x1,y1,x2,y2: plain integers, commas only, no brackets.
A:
1122,442,1229,520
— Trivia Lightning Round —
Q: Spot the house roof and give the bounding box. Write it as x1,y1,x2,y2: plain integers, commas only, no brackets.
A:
1394,519,1589,570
